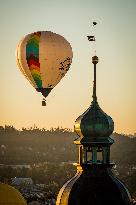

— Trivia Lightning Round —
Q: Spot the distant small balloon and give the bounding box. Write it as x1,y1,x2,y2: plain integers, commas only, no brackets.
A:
16,31,73,99
93,21,97,26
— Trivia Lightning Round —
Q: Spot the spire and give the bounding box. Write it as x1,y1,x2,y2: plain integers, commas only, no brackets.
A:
74,54,114,143
92,55,99,102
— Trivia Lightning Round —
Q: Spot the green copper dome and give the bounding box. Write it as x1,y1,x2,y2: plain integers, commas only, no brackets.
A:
74,100,114,140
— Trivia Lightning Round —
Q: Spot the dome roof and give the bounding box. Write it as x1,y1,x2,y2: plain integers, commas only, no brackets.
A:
0,183,27,205
74,100,114,142
57,165,132,205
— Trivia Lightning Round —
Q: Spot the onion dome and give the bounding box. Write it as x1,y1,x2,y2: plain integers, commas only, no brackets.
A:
74,56,114,143
74,100,114,142
0,183,27,205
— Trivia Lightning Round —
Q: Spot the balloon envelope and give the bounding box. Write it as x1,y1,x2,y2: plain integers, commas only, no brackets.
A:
16,31,73,98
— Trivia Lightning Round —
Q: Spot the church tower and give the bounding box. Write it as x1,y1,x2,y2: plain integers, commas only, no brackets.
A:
56,27,132,205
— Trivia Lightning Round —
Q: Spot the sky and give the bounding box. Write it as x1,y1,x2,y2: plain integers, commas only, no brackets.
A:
0,0,136,134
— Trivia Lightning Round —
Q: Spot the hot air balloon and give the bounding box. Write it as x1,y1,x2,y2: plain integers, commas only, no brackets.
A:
16,31,73,105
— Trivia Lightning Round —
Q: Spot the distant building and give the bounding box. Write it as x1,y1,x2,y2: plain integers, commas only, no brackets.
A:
0,164,31,169
28,201,40,205
11,177,33,186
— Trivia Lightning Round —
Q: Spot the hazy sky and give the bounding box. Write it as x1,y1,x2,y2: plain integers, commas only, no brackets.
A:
0,0,136,134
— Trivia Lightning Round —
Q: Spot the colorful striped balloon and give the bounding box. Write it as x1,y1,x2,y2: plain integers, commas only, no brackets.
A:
26,32,42,88
16,31,73,98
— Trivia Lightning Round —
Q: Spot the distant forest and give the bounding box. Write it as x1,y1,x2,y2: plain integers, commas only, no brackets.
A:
0,125,135,165
0,125,136,199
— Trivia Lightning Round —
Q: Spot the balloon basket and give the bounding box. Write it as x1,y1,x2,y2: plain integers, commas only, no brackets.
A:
42,99,46,106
